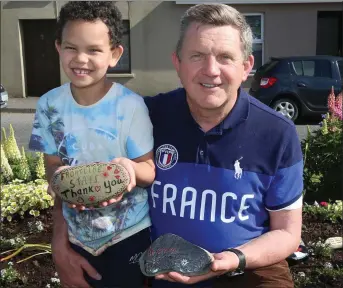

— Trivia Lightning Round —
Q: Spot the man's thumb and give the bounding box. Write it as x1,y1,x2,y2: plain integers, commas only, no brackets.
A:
211,253,230,271
81,259,102,280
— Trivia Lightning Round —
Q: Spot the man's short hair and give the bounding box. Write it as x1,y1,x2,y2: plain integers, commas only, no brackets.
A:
176,4,253,60
56,1,123,49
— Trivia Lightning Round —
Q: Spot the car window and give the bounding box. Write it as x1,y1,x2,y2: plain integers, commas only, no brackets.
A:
291,60,332,78
303,61,315,76
292,61,303,76
337,61,343,80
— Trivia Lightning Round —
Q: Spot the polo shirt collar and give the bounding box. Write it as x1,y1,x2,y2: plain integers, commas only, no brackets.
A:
181,87,250,134
222,87,250,130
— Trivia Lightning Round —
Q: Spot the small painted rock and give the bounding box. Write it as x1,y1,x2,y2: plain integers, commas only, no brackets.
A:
139,233,214,277
325,237,343,250
51,162,130,207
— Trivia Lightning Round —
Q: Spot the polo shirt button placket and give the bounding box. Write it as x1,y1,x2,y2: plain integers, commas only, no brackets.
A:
198,134,208,164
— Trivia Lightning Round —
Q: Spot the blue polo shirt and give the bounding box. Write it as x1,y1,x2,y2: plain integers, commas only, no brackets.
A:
144,88,303,285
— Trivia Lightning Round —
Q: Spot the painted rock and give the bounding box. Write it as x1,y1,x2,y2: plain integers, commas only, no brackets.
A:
51,162,130,207
139,233,214,277
325,237,343,250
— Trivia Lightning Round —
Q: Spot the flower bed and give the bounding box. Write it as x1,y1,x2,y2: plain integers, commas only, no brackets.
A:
0,203,342,287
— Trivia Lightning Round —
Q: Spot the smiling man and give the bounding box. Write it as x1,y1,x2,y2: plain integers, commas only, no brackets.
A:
144,4,303,288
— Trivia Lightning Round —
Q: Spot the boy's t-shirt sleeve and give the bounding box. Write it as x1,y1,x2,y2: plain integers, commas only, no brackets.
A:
126,97,154,159
28,98,58,155
264,125,304,211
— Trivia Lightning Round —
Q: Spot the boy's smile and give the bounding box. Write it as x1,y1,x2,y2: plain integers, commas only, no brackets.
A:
72,68,92,77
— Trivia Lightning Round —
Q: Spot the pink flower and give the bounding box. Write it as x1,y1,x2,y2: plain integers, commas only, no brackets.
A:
327,89,343,120
320,201,328,207
335,93,342,119
336,93,342,108
328,87,336,113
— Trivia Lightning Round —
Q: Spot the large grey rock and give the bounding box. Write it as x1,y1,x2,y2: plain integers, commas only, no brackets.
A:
139,233,214,277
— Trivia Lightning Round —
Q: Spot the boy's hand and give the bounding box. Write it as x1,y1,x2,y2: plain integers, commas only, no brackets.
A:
69,158,136,210
99,157,136,207
48,166,70,198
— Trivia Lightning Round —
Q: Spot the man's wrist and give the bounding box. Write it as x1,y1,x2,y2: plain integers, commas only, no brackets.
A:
223,248,246,272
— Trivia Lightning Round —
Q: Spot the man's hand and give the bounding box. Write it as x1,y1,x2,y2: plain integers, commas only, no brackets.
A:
155,251,239,284
53,242,101,288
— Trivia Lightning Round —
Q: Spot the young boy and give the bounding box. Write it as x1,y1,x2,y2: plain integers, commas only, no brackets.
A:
29,2,155,287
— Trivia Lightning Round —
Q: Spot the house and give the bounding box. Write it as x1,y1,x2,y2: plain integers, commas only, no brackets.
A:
1,0,342,98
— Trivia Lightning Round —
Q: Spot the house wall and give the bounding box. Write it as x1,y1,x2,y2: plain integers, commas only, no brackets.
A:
1,1,57,98
1,1,342,98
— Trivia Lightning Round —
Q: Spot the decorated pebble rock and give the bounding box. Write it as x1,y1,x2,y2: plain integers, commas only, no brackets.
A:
51,162,130,207
324,237,343,250
139,233,214,277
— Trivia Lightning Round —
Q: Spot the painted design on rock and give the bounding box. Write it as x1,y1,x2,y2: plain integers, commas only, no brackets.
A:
139,233,214,277
51,162,130,207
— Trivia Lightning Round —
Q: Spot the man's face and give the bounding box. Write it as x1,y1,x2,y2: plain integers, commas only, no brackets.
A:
172,23,254,111
56,19,122,88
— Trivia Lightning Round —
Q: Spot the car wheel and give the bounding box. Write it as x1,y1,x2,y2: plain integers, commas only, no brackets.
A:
272,99,299,121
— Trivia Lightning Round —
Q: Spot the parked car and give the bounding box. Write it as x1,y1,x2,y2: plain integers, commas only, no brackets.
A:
249,56,343,121
0,84,9,109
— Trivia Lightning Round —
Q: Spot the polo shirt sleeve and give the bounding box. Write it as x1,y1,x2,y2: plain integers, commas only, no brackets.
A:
126,97,154,159
28,97,58,155
265,125,304,211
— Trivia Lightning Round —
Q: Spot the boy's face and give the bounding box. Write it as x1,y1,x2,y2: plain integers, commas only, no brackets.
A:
56,19,123,88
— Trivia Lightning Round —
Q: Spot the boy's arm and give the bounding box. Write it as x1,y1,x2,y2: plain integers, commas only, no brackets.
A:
117,151,155,187
132,151,155,186
112,150,155,190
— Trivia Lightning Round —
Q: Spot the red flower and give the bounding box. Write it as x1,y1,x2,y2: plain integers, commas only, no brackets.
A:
320,201,328,207
103,172,109,177
89,196,95,202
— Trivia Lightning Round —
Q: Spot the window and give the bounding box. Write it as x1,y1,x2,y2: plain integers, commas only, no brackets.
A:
291,60,332,78
303,61,315,77
244,14,264,72
292,61,303,76
107,20,131,74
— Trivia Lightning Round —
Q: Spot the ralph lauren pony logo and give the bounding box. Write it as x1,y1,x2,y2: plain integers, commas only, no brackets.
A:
234,157,243,179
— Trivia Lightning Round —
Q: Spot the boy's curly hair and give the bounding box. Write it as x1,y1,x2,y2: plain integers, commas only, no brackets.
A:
56,1,123,48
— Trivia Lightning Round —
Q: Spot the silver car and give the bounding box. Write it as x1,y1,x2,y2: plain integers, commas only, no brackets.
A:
0,84,8,108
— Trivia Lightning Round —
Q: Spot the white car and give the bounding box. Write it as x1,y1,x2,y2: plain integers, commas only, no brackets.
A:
0,84,8,109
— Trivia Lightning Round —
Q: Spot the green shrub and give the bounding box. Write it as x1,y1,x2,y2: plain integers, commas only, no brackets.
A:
1,125,46,184
0,144,13,183
302,90,342,202
2,125,21,163
0,179,53,222
303,200,343,224
12,147,32,182
0,262,21,285
35,152,46,180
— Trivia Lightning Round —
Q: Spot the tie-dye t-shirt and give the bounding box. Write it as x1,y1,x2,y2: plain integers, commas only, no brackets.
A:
29,82,153,256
